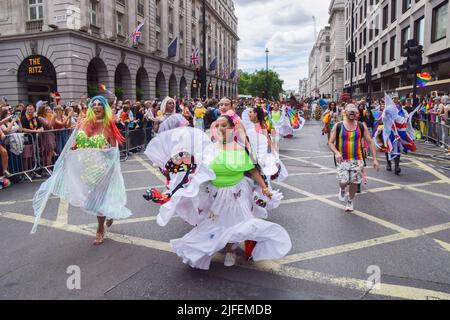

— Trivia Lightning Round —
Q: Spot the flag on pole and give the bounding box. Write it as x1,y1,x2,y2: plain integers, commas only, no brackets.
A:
229,70,236,80
168,37,178,58
132,19,146,45
191,48,199,65
209,57,217,71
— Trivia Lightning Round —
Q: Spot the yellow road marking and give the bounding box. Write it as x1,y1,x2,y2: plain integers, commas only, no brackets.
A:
407,157,450,183
274,181,412,234
55,200,69,225
242,261,450,300
2,210,450,300
85,216,157,227
279,154,330,170
407,187,450,200
434,239,450,253
288,170,336,177
122,169,150,174
278,222,450,265
135,155,166,183
126,185,166,192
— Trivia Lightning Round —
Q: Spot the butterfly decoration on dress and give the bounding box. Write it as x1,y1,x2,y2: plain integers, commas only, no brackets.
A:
233,190,242,200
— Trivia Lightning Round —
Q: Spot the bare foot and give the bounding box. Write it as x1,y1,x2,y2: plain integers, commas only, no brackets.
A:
93,230,105,245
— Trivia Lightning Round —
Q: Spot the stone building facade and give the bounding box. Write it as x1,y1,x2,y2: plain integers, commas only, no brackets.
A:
0,0,239,105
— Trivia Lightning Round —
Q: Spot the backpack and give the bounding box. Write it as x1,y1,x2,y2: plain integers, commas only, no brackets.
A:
334,121,367,167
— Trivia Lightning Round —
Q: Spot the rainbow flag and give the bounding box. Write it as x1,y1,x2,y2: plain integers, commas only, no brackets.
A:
287,109,304,131
99,83,114,95
416,73,432,88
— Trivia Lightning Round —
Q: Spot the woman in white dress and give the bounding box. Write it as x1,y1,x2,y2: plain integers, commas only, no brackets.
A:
144,117,291,270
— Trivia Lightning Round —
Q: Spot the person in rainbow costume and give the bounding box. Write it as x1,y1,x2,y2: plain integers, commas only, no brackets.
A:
32,96,132,245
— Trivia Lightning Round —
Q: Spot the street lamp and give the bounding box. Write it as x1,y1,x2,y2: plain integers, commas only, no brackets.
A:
200,0,207,100
265,48,269,99
315,66,318,99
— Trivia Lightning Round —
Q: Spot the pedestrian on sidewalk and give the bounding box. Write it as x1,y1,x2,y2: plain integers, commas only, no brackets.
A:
328,104,380,213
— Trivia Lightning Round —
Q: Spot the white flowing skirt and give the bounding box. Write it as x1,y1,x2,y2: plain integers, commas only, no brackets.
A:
170,177,292,270
278,117,294,137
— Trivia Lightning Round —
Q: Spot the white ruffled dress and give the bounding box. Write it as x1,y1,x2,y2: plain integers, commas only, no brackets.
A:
144,127,292,270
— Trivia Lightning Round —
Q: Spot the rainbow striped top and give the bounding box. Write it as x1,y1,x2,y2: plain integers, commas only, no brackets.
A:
337,124,364,161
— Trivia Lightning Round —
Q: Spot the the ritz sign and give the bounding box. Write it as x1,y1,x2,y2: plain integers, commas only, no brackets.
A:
28,57,44,75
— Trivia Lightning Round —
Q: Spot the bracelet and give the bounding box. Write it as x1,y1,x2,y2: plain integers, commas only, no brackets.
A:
262,187,269,192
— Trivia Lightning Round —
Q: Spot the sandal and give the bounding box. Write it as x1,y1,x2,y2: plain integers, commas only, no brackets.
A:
93,230,105,246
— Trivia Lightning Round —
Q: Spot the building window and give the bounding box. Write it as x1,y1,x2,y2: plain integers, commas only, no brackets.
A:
390,35,396,61
137,0,144,16
374,47,379,68
401,26,410,53
375,15,380,36
402,0,411,13
382,41,387,65
382,5,389,30
414,16,425,46
28,0,44,20
432,1,448,43
391,0,397,23
89,1,98,26
117,12,124,35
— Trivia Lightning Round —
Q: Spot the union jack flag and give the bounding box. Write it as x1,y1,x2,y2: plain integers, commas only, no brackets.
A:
132,19,146,45
380,93,418,160
191,48,199,65
223,65,228,78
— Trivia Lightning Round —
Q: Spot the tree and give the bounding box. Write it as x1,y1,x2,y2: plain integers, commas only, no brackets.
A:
238,69,284,100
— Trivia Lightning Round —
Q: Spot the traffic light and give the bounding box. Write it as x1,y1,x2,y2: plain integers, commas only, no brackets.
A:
365,63,372,86
403,39,423,74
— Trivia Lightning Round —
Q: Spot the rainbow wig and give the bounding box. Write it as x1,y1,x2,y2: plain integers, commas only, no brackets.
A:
86,95,125,144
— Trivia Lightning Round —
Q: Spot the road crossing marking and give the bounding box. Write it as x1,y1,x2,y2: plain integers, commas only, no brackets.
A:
55,200,69,225
277,222,450,265
274,181,412,234
2,210,450,300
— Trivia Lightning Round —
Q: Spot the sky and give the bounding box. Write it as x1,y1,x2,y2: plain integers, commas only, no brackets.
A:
234,0,332,92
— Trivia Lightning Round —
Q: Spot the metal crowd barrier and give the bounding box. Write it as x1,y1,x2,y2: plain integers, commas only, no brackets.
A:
1,124,155,185
1,132,40,182
418,119,450,149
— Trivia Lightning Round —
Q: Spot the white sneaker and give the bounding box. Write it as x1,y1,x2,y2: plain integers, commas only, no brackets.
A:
224,252,236,267
338,188,348,202
345,200,354,213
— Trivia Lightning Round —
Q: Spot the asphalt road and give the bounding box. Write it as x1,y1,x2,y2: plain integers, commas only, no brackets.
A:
1,121,450,300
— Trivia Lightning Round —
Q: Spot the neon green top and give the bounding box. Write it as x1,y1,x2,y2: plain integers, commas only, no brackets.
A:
272,111,281,122
75,130,108,149
209,149,255,187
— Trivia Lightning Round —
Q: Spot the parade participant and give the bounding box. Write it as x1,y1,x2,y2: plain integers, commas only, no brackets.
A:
193,102,206,131
329,104,380,213
374,94,419,175
323,102,339,139
144,119,291,270
31,96,132,245
241,105,288,184
278,104,294,138
155,97,189,133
